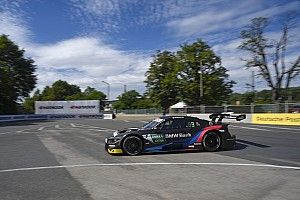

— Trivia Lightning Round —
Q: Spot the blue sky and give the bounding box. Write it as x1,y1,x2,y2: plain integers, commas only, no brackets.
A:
1,0,299,99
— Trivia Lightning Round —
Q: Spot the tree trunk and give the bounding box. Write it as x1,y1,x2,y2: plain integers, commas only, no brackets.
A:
271,88,279,103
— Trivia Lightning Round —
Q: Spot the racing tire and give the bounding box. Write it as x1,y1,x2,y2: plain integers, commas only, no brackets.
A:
122,136,143,156
203,132,221,152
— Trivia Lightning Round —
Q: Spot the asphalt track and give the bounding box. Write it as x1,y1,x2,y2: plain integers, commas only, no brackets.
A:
0,119,299,200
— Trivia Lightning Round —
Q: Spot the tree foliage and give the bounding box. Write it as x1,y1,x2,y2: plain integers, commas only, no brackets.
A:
145,39,235,110
229,86,300,105
113,90,155,110
0,35,37,114
239,17,300,102
145,51,182,111
23,80,106,113
177,40,235,105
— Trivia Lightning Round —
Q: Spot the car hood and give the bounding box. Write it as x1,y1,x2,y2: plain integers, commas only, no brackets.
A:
113,127,140,137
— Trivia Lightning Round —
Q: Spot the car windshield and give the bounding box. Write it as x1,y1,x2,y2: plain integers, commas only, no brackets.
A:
141,118,164,129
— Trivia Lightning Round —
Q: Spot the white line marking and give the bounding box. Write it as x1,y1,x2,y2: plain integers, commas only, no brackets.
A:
0,162,299,173
87,129,116,132
0,132,12,135
70,123,76,127
123,120,130,122
38,127,45,131
140,121,148,123
231,125,273,132
55,125,60,129
73,123,110,129
247,124,300,131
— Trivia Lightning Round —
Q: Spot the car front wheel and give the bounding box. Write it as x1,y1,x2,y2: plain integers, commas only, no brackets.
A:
203,132,221,152
122,136,143,156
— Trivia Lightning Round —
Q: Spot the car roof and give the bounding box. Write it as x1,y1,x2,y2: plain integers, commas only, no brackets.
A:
159,115,201,120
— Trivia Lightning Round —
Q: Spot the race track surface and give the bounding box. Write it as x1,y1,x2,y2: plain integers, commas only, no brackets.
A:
0,119,299,200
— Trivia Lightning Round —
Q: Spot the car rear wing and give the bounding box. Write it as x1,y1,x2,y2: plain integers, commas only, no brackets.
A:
209,113,246,124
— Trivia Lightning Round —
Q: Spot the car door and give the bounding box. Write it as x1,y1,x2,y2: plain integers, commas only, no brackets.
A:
158,118,190,150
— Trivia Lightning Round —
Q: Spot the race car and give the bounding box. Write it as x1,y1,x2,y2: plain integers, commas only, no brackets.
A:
105,113,245,156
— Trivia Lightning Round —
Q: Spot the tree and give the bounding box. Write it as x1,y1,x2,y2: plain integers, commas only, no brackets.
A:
145,51,182,112
177,40,235,105
83,86,106,100
239,17,300,102
23,83,107,113
0,35,36,114
113,90,142,110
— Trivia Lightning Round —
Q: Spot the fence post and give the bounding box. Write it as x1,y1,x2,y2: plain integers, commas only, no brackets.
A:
223,103,228,112
284,101,289,113
200,105,205,113
251,103,255,113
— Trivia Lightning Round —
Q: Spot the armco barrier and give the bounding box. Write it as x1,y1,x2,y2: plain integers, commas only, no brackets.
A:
0,114,105,122
252,113,300,126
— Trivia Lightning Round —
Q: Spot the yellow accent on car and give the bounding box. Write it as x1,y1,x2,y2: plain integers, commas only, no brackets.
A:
108,148,123,154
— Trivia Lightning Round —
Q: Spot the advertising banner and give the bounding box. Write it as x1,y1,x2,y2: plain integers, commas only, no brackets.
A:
35,100,100,114
252,113,300,126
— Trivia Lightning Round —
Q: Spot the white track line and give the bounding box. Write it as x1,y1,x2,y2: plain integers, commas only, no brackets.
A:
38,127,45,131
231,125,273,132
0,162,299,173
55,125,60,129
70,123,76,127
0,132,12,135
246,124,300,131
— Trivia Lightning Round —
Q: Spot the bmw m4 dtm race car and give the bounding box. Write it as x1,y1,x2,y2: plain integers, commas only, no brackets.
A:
105,113,246,156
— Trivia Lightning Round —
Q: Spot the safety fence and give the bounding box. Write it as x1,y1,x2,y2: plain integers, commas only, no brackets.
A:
116,103,299,115
116,108,163,115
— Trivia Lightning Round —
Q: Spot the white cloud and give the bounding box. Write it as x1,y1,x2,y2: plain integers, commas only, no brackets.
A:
167,1,300,37
0,9,151,99
1,0,299,99
0,11,31,47
28,37,151,99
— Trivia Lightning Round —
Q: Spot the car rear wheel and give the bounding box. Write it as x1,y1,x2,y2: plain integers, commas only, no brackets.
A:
203,132,221,152
122,136,143,156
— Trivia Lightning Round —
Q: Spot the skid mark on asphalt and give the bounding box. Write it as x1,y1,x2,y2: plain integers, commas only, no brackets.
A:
1,162,299,173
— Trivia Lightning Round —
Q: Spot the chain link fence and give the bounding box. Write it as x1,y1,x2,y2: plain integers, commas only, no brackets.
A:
116,102,300,114
116,108,163,115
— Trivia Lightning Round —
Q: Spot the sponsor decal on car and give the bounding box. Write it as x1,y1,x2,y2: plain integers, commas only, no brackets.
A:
165,133,192,138
143,134,166,144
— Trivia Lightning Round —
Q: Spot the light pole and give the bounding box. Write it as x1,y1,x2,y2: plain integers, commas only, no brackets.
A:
199,69,203,98
199,59,203,98
102,81,110,100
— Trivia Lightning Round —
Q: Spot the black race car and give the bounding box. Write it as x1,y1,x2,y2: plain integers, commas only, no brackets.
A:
105,113,245,156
